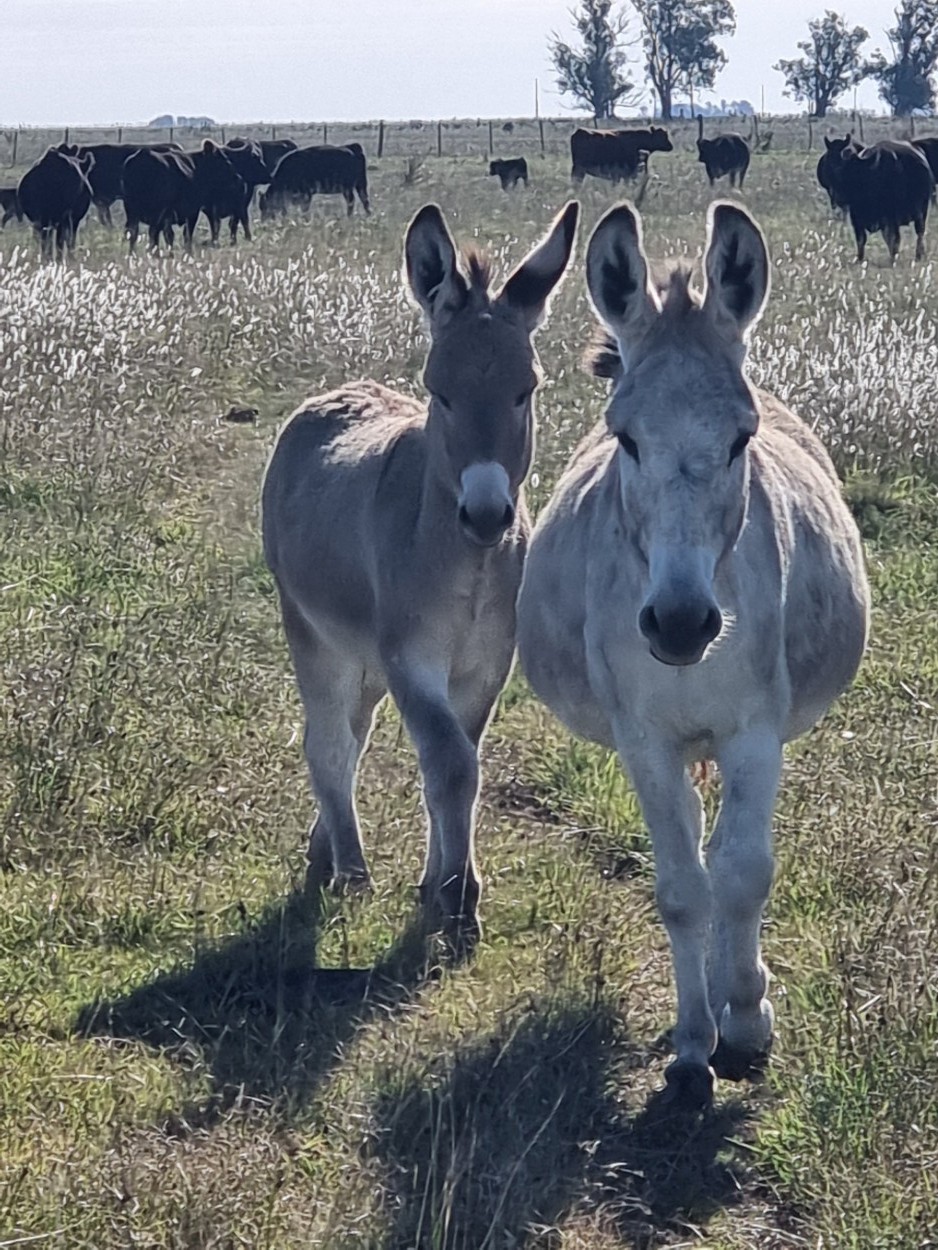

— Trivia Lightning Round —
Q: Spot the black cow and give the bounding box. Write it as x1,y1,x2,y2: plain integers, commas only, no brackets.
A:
121,140,245,253
825,137,934,262
66,143,182,226
217,139,271,240
696,115,750,189
817,134,859,213
259,143,370,219
18,145,93,260
258,138,298,177
0,187,23,227
570,126,672,184
489,157,528,189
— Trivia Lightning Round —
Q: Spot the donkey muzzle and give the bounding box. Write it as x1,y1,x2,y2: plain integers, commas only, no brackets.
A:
638,599,723,667
458,463,515,548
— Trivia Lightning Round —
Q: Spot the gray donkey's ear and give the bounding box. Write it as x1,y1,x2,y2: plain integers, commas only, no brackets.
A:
497,200,580,332
585,201,660,341
701,201,770,341
404,204,468,320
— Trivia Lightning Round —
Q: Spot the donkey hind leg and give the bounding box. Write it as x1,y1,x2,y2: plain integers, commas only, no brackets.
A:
884,223,901,265
706,728,781,1079
389,663,483,951
281,598,384,893
616,732,716,1107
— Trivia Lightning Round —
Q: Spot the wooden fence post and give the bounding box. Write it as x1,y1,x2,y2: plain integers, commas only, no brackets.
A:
539,118,545,155
488,119,493,155
169,125,174,145
807,117,813,151
117,126,123,143
64,126,70,146
11,130,18,167
437,119,443,157
323,122,328,144
221,125,227,144
272,124,277,140
377,120,385,157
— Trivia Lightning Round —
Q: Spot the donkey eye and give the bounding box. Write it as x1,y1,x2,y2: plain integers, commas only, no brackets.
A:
617,432,640,462
729,432,751,464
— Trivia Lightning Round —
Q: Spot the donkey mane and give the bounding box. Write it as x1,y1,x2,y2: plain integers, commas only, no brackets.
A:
585,262,701,379
461,245,494,297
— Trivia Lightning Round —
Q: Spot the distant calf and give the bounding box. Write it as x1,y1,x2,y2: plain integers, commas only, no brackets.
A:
259,143,370,219
18,145,94,260
489,157,528,189
0,187,22,227
696,115,750,189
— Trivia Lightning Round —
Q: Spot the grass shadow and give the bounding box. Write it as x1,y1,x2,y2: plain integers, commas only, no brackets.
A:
367,1000,754,1249
76,886,439,1127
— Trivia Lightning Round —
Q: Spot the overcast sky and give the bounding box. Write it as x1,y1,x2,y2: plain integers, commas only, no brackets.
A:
5,1,900,125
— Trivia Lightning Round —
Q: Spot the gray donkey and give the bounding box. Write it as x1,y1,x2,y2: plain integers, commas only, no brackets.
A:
263,200,579,948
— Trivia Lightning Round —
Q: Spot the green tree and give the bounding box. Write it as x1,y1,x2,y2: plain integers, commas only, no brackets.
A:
869,1,938,115
774,12,870,117
550,0,638,121
632,0,736,120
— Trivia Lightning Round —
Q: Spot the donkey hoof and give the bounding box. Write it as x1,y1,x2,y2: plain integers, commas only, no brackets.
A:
663,1058,715,1111
711,1036,772,1082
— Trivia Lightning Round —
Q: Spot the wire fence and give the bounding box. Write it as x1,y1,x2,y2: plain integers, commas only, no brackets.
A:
0,113,928,173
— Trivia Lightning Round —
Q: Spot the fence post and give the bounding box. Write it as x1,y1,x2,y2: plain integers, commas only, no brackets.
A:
377,119,385,157
221,125,227,144
323,122,328,144
437,119,442,157
11,130,18,167
117,126,123,143
539,118,545,155
488,119,493,155
169,125,174,145
807,117,813,151
64,126,70,146
272,124,277,140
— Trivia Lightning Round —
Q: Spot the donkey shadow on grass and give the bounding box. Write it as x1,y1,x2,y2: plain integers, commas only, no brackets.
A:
76,890,756,1244
75,884,441,1129
368,1002,755,1250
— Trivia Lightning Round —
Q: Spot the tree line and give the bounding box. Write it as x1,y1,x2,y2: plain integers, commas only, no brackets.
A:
551,0,938,120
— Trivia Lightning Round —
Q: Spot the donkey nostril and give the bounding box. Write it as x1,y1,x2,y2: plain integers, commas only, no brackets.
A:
458,504,471,528
502,503,515,529
638,605,658,639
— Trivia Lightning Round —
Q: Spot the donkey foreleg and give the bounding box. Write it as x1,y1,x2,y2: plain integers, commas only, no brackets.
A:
389,663,482,950
707,728,780,1075
617,733,716,1102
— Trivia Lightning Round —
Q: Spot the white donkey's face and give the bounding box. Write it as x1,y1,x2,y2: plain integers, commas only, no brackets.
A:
586,201,769,666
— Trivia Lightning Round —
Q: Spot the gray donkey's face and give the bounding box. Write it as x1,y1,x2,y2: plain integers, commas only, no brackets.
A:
405,201,579,547
586,200,769,666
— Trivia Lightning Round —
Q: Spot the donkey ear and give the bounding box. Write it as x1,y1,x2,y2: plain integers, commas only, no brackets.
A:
701,201,769,340
404,203,467,319
585,201,659,340
496,200,580,332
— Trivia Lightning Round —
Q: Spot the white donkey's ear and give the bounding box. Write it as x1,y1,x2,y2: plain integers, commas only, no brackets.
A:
497,200,580,333
585,201,660,341
702,201,770,340
404,204,468,320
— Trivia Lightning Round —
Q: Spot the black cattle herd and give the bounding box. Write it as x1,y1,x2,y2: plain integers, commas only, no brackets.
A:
2,120,936,264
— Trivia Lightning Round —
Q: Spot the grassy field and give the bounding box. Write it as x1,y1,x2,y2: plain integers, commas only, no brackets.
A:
1,134,938,1248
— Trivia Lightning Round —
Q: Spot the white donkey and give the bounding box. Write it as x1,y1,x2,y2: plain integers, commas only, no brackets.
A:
263,201,579,950
518,201,869,1104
